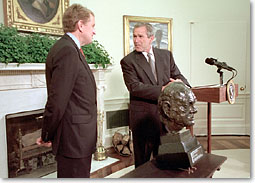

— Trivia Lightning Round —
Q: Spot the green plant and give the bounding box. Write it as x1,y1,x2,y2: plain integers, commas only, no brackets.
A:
82,40,112,68
0,24,112,68
0,24,57,64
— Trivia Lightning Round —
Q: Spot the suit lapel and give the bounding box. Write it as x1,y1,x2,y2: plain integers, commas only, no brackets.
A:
64,35,97,91
153,48,164,85
135,52,157,85
79,52,97,90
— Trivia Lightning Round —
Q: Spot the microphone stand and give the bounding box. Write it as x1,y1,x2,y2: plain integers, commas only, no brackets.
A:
217,68,224,86
217,66,237,86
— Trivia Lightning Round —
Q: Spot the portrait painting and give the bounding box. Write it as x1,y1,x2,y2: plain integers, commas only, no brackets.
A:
123,15,172,56
3,0,69,35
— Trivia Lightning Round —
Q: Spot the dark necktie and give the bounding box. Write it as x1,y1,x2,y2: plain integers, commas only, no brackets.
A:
147,53,157,81
80,48,85,58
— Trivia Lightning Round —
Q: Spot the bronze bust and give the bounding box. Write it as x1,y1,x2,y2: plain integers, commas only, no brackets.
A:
158,82,197,133
156,82,204,171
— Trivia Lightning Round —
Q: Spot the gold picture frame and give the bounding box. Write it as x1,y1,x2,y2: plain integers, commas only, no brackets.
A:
3,0,69,36
123,15,172,56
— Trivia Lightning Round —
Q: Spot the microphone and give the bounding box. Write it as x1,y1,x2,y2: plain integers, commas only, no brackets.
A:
205,58,235,71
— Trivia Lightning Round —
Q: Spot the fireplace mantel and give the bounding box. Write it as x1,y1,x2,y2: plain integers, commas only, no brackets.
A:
0,63,45,71
0,63,45,90
0,63,111,91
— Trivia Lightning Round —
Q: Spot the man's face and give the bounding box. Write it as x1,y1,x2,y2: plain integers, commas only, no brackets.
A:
81,14,96,46
133,26,154,53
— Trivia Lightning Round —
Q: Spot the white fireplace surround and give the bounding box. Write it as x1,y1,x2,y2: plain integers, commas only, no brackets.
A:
0,63,112,178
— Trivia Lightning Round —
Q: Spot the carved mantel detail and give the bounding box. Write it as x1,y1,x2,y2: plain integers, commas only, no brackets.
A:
0,63,46,90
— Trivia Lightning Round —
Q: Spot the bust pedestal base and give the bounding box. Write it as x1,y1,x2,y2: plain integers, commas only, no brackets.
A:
156,129,204,169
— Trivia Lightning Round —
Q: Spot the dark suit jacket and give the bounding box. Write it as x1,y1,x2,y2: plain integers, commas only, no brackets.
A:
41,34,97,158
121,48,190,132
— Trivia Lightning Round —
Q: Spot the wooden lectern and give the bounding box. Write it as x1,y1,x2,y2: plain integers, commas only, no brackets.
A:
192,84,238,153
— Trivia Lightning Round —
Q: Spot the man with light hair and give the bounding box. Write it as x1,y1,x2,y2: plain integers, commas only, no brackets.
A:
37,4,97,178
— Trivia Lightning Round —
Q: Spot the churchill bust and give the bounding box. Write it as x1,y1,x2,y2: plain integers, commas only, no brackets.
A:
158,82,197,133
156,82,204,171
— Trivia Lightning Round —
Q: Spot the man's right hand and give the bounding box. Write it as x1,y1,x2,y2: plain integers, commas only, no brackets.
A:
36,137,52,147
161,78,183,91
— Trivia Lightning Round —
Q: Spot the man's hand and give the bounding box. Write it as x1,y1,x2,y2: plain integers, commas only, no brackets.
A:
36,137,52,147
169,78,183,83
162,78,183,91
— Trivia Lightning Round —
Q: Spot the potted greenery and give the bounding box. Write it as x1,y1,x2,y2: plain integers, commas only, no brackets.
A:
0,24,112,68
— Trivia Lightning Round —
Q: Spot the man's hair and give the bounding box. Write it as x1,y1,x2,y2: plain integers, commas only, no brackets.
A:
134,22,154,38
62,4,94,33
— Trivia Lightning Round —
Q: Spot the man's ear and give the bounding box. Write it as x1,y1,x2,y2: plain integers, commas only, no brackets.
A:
77,20,83,32
162,101,171,118
149,35,155,43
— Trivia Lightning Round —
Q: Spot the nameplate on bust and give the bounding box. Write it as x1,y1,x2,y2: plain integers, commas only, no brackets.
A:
189,145,204,164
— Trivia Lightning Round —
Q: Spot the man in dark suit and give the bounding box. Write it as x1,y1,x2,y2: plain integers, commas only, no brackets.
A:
120,23,190,168
36,4,97,178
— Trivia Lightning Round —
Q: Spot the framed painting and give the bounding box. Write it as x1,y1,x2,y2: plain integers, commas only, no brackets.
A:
3,0,69,35
123,15,172,56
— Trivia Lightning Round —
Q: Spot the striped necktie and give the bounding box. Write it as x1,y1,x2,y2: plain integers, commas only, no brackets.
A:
80,48,85,58
147,53,157,81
